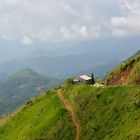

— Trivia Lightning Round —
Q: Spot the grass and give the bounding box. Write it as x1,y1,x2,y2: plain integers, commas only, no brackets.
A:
107,52,140,85
62,82,140,140
0,69,60,116
108,53,140,77
0,90,75,140
2,78,140,140
126,60,140,84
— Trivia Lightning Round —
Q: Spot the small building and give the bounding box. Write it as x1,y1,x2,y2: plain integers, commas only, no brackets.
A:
73,75,92,84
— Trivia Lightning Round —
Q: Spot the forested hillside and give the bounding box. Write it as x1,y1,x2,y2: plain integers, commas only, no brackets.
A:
0,69,60,115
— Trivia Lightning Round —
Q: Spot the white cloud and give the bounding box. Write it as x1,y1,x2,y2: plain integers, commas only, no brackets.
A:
0,0,139,44
112,29,128,37
79,26,88,38
0,0,109,43
0,0,18,5
111,17,127,27
20,36,33,45
60,25,89,41
111,0,140,37
0,0,29,5
60,26,81,41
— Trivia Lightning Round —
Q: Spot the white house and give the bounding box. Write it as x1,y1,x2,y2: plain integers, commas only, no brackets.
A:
73,75,92,84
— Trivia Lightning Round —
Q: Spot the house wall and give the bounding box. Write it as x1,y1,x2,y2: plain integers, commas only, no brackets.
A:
78,78,92,84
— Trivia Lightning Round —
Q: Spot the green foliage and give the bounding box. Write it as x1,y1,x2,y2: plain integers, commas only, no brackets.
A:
107,52,140,85
91,73,95,84
62,78,74,89
63,84,140,140
65,78,74,85
0,69,60,115
108,54,140,78
0,90,75,140
126,60,140,84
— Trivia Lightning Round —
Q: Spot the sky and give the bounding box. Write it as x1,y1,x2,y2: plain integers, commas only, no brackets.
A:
0,0,139,45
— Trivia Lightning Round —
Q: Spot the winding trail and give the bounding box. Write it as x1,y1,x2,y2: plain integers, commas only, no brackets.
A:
57,89,80,140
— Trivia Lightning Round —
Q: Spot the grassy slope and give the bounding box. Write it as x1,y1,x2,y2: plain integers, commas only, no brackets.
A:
62,82,140,140
1,80,140,140
0,69,60,115
0,90,75,140
107,52,140,85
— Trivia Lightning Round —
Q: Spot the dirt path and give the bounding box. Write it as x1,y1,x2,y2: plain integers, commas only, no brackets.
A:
57,90,80,140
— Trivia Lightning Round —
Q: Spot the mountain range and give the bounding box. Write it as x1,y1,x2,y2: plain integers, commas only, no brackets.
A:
0,37,140,80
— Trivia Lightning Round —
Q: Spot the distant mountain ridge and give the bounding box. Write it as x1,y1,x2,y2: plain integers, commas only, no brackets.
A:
0,69,60,115
0,37,140,80
0,52,122,80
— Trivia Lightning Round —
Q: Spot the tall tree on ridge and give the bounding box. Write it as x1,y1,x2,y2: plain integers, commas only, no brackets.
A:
91,73,95,85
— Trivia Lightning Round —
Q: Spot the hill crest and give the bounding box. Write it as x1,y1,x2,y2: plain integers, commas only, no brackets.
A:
106,50,140,85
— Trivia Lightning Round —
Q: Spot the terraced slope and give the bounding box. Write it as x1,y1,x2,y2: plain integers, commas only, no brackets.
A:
0,90,75,140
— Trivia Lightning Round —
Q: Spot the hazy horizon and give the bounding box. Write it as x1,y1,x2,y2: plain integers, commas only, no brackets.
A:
0,0,140,78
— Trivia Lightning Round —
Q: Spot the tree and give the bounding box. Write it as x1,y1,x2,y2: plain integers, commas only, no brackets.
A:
91,73,95,84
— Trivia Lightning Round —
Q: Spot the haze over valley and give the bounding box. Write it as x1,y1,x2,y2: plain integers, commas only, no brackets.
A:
0,37,140,80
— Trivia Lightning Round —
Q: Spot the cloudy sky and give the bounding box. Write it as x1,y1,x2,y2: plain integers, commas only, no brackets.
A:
0,0,139,45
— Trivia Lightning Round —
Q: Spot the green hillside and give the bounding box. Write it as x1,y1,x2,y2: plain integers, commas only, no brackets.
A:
0,69,60,116
2,51,140,140
0,90,75,140
62,82,140,140
106,51,140,85
1,80,140,139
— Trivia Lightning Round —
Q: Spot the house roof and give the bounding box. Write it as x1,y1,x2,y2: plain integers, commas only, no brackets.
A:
79,75,92,80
